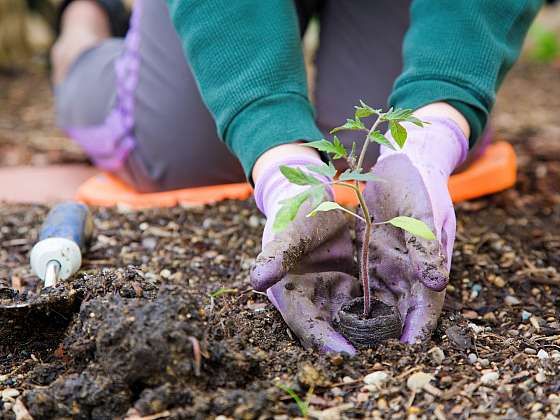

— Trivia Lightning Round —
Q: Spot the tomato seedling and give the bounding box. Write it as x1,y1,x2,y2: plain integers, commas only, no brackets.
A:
274,101,436,317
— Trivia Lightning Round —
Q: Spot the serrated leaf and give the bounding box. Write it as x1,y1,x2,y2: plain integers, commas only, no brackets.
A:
339,169,383,183
304,138,347,160
389,121,408,148
309,185,326,207
280,165,321,186
368,131,396,150
404,115,425,127
307,201,345,217
306,162,337,178
354,100,381,119
383,107,414,122
272,191,310,233
330,118,367,134
387,216,436,240
382,108,427,127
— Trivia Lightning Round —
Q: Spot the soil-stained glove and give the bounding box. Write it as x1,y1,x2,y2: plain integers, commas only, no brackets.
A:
359,117,468,343
251,156,360,355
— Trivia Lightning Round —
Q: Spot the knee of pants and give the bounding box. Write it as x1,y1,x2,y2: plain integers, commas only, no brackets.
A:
55,40,124,130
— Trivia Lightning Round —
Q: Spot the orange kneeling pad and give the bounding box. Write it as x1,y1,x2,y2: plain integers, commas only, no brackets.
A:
76,141,517,209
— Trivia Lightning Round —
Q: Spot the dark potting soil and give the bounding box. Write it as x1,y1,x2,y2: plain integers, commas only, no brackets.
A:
0,63,559,418
336,297,402,349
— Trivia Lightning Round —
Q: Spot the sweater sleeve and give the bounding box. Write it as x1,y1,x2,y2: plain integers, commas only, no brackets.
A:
389,0,543,146
165,0,323,178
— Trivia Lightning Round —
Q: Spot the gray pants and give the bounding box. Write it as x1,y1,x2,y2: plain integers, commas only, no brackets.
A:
56,0,409,192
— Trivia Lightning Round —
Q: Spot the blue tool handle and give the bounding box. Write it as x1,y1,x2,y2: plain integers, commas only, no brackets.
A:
39,202,93,250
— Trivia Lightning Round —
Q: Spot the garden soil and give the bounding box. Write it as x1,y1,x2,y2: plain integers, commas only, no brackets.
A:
0,63,559,419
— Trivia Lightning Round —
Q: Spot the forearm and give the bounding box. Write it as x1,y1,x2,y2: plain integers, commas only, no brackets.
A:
390,0,543,146
166,0,323,179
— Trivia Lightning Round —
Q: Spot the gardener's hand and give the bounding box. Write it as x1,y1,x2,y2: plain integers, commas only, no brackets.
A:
250,149,359,355
360,111,468,343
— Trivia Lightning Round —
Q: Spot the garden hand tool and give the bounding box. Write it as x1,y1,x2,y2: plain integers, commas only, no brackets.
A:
30,202,92,289
358,117,468,344
250,156,360,355
0,202,91,340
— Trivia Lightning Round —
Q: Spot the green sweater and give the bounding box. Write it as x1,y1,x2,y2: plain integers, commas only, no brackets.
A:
166,0,542,178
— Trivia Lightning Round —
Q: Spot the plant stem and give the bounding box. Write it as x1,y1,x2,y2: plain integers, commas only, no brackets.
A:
353,117,381,317
355,187,372,317
360,222,372,317
356,114,383,172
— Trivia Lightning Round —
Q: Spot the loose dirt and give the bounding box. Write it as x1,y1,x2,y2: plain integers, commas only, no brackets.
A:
0,63,559,418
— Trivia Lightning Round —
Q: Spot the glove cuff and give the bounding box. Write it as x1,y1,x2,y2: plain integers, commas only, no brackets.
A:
381,116,469,176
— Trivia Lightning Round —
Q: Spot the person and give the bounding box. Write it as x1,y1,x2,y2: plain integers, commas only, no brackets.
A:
51,0,543,355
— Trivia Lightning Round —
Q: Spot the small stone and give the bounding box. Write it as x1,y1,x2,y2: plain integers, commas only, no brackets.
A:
504,295,521,305
468,323,484,334
468,353,477,364
377,398,388,410
342,376,355,384
524,348,537,355
357,392,369,402
141,237,157,250
331,387,344,397
429,346,445,364
248,215,261,228
470,284,482,298
536,371,546,384
481,371,499,385
521,310,532,321
493,276,506,288
330,354,344,367
483,312,497,322
446,326,472,350
479,358,490,368
363,371,389,387
159,269,171,279
407,372,434,391
537,350,549,360
532,403,544,412
463,310,479,320
1,388,19,401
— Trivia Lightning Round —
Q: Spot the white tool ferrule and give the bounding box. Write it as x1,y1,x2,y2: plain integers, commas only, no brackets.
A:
30,237,82,282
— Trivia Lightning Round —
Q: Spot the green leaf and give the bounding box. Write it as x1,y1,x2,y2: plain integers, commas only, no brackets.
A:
383,107,414,122
403,115,425,127
272,191,310,233
309,185,326,207
304,137,347,160
306,201,345,217
275,384,310,417
368,131,396,150
354,100,381,119
279,165,321,186
330,118,367,134
389,121,407,148
382,107,427,127
209,287,237,298
306,162,337,178
387,216,436,240
339,169,383,183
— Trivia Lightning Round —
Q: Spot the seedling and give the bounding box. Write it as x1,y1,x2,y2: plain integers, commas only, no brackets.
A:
208,287,237,299
275,382,314,418
274,101,436,317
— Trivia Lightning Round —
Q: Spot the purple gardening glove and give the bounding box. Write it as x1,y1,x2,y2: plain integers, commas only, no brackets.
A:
250,156,360,355
360,117,468,343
